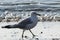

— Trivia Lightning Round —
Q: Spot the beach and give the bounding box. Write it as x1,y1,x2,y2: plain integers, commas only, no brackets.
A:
0,22,60,40
0,0,60,40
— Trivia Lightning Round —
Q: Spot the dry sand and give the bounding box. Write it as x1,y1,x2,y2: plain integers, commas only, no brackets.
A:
0,22,60,40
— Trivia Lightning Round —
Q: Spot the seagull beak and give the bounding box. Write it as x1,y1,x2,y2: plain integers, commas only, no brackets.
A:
36,14,41,16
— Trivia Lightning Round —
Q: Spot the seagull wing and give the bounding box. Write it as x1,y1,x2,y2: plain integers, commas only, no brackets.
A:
19,18,33,25
18,18,33,28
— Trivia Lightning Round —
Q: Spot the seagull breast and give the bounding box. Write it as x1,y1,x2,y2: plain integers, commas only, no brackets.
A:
26,16,38,30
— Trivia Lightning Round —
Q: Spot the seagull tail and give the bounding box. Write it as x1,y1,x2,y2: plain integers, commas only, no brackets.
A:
2,25,13,29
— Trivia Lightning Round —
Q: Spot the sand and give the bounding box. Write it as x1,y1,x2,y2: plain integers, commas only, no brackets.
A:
0,22,60,40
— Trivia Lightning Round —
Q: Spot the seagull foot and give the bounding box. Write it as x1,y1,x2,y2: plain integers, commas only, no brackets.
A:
35,38,39,40
33,35,39,40
32,35,36,38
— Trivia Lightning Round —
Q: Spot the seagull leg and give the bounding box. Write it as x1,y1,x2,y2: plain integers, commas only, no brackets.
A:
29,30,35,38
22,30,25,38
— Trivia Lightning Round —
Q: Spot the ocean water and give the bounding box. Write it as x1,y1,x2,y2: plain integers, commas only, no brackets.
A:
0,0,60,16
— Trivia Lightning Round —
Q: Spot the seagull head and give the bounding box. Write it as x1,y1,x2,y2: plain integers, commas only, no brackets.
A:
31,12,41,16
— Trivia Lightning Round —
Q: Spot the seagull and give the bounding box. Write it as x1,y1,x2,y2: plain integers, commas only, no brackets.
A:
2,12,41,38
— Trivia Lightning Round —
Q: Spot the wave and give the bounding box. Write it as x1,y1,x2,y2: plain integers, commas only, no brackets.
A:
0,2,60,12
41,3,60,5
0,2,38,6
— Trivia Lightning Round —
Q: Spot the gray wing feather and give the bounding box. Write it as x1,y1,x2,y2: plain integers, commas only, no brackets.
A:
17,18,33,28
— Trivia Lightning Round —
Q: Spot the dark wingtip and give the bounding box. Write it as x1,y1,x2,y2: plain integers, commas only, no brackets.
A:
2,26,5,28
2,25,11,29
